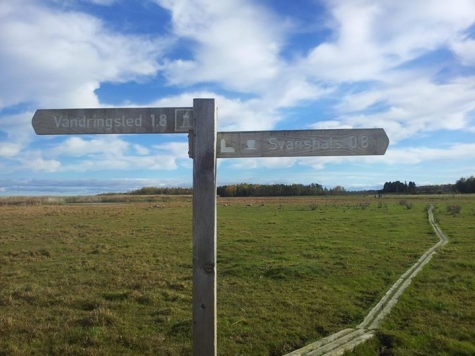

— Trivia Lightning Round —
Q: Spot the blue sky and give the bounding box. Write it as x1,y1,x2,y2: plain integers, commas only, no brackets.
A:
1,0,475,195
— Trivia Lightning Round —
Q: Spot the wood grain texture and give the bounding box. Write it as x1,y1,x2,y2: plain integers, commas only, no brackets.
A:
192,99,217,356
32,107,193,135
217,128,389,158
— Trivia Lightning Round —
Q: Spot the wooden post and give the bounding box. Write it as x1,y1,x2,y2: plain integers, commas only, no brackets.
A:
192,98,217,356
31,99,389,355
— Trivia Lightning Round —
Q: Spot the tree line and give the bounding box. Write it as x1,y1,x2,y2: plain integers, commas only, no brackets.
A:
455,176,475,193
127,183,344,197
126,175,475,196
127,186,192,195
381,181,417,194
216,183,332,197
382,176,475,194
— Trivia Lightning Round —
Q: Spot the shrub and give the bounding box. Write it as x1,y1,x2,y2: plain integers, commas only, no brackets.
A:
447,204,462,216
398,200,413,209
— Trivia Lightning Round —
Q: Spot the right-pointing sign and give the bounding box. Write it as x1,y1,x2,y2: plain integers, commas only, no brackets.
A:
217,128,389,158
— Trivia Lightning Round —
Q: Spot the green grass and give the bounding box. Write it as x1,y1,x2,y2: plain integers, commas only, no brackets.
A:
348,195,475,356
0,195,471,355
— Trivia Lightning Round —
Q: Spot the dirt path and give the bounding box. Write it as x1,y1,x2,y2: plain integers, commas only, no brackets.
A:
285,206,448,356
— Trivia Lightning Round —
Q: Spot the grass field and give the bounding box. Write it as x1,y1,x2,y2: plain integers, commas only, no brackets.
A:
0,195,473,355
349,195,475,356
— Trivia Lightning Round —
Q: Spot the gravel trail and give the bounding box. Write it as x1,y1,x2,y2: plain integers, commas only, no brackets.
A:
285,206,448,356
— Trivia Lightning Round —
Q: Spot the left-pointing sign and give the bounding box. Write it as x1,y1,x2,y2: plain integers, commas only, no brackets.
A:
32,107,193,135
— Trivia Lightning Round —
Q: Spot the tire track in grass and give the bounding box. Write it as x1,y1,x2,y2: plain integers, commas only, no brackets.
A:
285,206,448,356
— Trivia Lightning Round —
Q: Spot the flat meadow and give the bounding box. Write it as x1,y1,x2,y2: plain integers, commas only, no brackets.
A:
351,195,475,356
0,194,474,355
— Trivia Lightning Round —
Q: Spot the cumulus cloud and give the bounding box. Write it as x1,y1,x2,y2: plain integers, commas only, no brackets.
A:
287,0,475,149
154,0,328,110
310,76,475,144
0,143,22,158
49,136,185,171
133,144,150,156
451,37,475,66
223,157,297,170
0,112,36,165
152,0,475,146
1,0,475,194
83,0,117,5
21,155,62,173
383,143,475,165
0,177,190,196
302,0,475,82
149,91,282,130
0,0,167,109
291,142,475,172
153,142,189,159
155,0,284,91
53,136,129,157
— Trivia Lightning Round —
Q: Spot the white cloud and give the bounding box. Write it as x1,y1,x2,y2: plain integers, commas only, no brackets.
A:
53,136,129,157
0,112,35,143
0,177,192,196
0,112,35,161
301,0,475,82
1,0,475,194
22,156,61,173
451,37,475,66
296,156,347,170
0,143,22,157
155,0,328,110
133,144,150,156
10,133,183,174
83,0,117,5
156,0,285,92
0,0,167,109
49,136,185,171
153,142,189,159
154,0,475,142
223,157,297,170
383,143,475,165
278,141,475,172
98,155,178,171
149,91,283,131
56,154,179,173
325,76,475,143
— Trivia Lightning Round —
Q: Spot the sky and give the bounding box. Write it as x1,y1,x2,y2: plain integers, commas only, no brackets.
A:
1,0,475,196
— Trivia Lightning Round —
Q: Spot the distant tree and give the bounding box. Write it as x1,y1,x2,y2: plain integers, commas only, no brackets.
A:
128,186,192,195
329,185,346,195
416,184,455,194
382,180,415,194
455,176,475,193
129,186,159,195
217,183,325,197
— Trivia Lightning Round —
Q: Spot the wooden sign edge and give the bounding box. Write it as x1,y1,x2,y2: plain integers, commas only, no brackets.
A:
216,128,389,158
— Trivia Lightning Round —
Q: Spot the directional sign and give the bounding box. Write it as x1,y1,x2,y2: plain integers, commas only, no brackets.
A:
32,107,193,135
30,98,390,356
217,128,389,158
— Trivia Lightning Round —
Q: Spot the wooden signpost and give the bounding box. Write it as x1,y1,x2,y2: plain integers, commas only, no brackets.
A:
32,99,389,356
217,128,389,158
32,107,194,135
